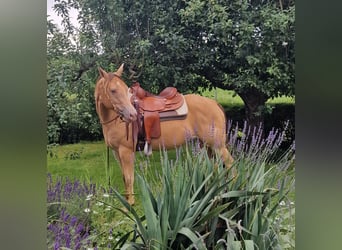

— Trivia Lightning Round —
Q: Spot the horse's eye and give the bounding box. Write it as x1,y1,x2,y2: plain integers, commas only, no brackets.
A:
110,89,116,94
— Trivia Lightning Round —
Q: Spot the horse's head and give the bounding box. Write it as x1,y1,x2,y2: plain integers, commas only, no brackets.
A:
96,64,137,123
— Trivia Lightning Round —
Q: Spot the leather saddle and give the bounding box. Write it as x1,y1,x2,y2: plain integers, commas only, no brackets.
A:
129,82,188,155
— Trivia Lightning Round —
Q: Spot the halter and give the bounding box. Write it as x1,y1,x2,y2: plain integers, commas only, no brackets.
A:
99,73,127,124
105,74,122,110
98,73,138,151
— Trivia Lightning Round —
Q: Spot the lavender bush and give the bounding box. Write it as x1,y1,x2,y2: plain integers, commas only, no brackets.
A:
47,208,92,250
47,175,132,249
47,175,95,249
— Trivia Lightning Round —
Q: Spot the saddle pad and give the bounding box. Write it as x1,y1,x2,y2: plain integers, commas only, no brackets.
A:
159,95,188,120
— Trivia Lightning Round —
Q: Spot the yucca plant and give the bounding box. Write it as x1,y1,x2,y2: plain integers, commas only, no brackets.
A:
113,122,295,249
113,146,237,249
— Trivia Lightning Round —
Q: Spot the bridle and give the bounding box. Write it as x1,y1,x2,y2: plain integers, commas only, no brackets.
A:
100,73,127,124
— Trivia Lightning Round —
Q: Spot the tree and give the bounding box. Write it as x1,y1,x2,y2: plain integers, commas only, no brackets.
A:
178,0,295,127
49,0,294,131
47,18,101,143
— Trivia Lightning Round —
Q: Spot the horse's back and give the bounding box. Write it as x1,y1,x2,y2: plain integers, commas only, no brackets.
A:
184,94,226,124
150,94,226,149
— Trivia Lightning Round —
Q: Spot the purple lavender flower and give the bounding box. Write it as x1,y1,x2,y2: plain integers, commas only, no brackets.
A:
47,175,96,249
70,216,78,227
227,120,293,165
47,209,91,250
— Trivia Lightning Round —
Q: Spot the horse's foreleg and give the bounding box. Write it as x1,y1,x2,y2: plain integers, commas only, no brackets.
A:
117,146,135,205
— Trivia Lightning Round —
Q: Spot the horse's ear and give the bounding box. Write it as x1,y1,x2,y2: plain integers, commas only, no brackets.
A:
116,63,124,77
98,67,108,78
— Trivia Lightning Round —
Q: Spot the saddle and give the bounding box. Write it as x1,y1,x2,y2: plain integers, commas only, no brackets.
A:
129,82,187,155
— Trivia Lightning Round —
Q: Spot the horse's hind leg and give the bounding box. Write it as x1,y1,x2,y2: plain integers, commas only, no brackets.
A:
206,127,235,176
115,146,135,205
219,147,235,175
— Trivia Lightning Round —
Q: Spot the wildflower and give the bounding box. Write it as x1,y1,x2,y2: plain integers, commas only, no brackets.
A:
282,41,288,46
279,201,285,206
105,206,111,211
54,241,60,250
96,201,104,206
86,194,93,200
103,193,109,198
84,208,91,213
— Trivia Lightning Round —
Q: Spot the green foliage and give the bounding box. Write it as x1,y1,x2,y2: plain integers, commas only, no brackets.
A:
113,147,234,249
47,127,295,248
47,143,59,159
111,138,294,249
47,23,102,143
47,0,294,129
64,147,84,160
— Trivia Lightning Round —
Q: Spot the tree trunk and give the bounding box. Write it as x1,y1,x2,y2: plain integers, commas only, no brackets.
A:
238,88,268,131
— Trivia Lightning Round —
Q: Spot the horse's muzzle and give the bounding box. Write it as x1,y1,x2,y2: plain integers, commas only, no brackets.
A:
119,107,137,123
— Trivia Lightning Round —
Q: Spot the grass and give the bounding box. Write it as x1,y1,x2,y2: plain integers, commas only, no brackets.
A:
200,87,295,107
47,141,179,194
48,141,111,185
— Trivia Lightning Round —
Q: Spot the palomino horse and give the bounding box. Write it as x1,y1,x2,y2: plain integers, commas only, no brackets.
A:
95,64,234,205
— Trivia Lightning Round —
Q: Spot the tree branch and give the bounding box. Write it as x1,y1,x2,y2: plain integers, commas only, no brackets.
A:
72,61,96,82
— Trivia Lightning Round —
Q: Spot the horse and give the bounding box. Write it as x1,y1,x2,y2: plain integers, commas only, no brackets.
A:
94,64,234,205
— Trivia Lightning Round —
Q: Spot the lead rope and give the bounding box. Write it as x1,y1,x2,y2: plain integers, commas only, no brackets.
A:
132,121,136,152
131,89,140,153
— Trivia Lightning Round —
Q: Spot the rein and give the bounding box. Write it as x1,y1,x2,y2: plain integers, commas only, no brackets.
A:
99,114,121,125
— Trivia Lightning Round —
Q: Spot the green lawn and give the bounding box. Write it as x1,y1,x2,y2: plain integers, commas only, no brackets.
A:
47,141,178,193
48,141,110,184
200,88,295,107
